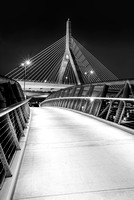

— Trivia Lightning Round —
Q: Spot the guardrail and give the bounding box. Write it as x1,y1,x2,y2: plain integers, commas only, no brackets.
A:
41,96,134,129
40,81,134,130
0,99,30,189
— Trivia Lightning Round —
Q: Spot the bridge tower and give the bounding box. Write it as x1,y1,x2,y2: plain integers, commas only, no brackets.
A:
58,19,81,85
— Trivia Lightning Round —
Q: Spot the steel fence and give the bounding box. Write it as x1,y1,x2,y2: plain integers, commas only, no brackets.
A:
0,99,30,189
40,81,134,130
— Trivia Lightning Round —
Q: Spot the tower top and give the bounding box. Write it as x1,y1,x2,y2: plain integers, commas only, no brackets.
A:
66,18,71,38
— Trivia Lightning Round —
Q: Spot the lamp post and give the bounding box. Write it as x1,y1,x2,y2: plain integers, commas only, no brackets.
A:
21,60,31,99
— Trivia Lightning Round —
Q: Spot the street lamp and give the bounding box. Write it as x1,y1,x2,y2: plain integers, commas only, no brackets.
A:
21,59,31,98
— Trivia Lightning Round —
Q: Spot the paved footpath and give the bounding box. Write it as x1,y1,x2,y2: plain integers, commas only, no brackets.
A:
13,107,134,200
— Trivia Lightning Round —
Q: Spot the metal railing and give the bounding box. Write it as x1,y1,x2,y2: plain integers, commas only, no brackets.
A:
0,99,30,189
40,80,134,130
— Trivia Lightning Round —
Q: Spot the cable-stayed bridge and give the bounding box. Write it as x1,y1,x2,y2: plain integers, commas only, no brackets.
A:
6,19,118,97
1,20,134,200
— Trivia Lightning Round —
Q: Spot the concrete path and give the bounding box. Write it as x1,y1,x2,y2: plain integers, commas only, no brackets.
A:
13,107,134,200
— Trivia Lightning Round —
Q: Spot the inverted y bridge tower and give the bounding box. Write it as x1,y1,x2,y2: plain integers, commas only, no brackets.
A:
58,19,81,85
6,19,118,85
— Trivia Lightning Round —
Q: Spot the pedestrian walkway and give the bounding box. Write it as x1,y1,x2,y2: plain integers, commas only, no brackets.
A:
13,107,134,200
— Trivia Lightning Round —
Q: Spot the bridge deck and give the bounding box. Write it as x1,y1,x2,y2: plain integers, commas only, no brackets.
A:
13,107,134,200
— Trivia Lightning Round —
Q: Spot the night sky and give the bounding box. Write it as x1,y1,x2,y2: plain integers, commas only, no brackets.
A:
0,1,134,79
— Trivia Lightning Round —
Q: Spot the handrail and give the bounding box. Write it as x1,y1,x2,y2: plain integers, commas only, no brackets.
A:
0,98,30,190
40,81,134,131
41,96,134,103
0,99,30,118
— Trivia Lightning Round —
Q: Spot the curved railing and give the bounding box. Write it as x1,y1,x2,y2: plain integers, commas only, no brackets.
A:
40,80,134,130
0,99,30,189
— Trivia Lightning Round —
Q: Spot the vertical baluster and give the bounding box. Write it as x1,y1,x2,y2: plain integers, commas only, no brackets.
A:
0,145,12,177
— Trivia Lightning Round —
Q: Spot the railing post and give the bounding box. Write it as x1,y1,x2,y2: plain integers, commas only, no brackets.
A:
69,87,77,109
21,105,28,123
106,101,112,120
0,145,12,177
96,84,109,116
114,82,130,123
7,114,21,150
118,101,126,124
84,85,94,113
14,110,25,137
77,87,84,111
90,84,108,116
89,99,101,116
18,107,27,128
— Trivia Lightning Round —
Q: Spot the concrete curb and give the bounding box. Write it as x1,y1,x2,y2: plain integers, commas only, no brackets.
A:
0,109,32,200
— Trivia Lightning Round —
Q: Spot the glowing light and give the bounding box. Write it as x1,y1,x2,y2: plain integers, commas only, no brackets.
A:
90,97,94,102
82,106,84,111
65,76,68,79
44,80,47,83
25,60,31,65
21,59,31,67
21,63,25,66
84,72,87,75
90,70,94,74
65,54,69,60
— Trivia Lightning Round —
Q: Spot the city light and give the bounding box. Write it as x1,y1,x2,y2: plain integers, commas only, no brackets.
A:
25,60,31,65
21,63,25,66
90,70,94,74
21,59,31,67
65,54,69,60
84,71,94,75
90,97,94,102
20,59,32,99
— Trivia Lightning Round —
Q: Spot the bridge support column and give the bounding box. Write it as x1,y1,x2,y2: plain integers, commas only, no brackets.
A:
58,19,81,84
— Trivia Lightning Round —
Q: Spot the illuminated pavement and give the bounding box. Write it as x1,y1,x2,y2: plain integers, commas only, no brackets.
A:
13,107,134,200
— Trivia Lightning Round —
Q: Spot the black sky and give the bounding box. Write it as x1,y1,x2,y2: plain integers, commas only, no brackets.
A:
0,1,134,79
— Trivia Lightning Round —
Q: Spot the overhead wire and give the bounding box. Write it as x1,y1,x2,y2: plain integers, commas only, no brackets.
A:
6,36,65,81
72,37,118,82
30,40,65,81
43,51,64,83
6,30,118,85
39,41,65,81
25,36,65,81
70,37,99,83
